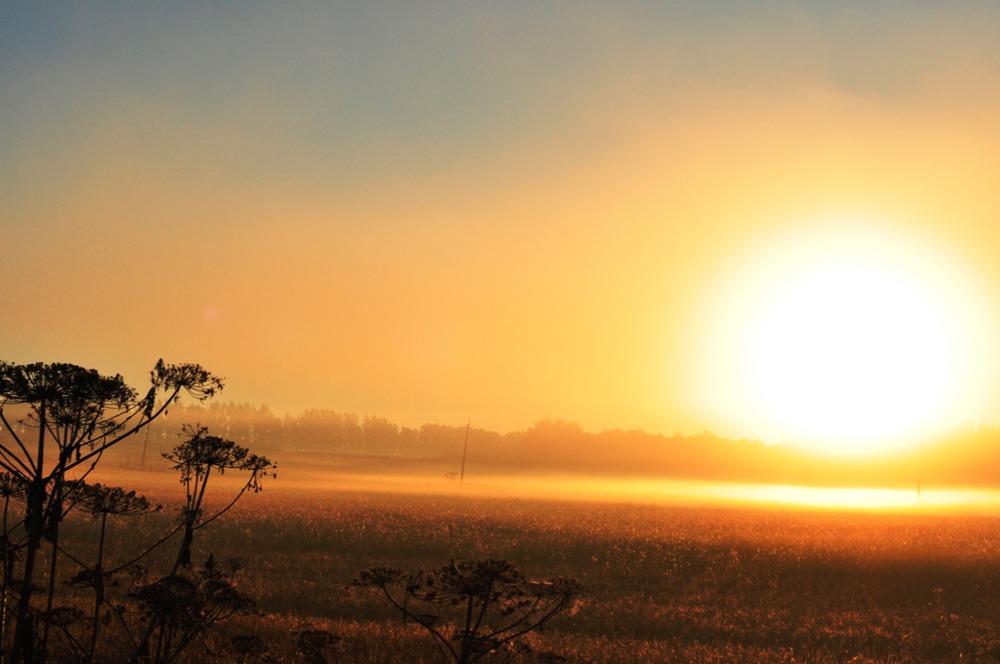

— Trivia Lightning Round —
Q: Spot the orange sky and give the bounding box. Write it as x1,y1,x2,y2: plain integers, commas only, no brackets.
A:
3,4,1000,444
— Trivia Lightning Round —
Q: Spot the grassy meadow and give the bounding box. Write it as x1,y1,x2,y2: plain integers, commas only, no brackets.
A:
52,466,1000,663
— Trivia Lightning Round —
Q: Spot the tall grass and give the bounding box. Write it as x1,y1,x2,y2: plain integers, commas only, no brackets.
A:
63,475,1000,662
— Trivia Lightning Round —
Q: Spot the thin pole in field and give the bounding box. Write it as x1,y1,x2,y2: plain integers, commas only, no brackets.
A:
460,419,471,483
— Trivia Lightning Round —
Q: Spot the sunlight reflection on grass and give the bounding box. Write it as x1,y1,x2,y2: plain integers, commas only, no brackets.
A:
694,483,1000,511
259,468,1000,513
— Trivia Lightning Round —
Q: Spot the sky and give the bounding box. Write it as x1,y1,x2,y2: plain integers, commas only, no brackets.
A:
4,2,1000,443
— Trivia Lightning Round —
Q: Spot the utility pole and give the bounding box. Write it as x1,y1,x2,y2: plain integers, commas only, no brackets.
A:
140,420,151,470
460,418,471,483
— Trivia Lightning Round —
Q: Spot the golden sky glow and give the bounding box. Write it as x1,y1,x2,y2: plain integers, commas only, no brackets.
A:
3,4,1000,453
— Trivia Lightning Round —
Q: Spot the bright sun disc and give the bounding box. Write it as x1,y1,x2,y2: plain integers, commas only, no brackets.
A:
698,216,994,457
747,261,956,449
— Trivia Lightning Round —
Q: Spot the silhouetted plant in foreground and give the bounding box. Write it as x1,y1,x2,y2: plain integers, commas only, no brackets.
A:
130,555,255,664
126,426,276,663
353,559,583,664
163,425,276,573
0,472,28,653
68,481,160,662
293,629,340,664
0,359,274,663
224,634,275,664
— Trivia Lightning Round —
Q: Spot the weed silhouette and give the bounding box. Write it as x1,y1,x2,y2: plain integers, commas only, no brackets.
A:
353,558,582,663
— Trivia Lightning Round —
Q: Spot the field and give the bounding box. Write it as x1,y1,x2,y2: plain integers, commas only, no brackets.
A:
53,468,998,664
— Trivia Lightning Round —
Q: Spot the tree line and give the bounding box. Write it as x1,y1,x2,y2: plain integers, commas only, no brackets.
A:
128,401,1000,488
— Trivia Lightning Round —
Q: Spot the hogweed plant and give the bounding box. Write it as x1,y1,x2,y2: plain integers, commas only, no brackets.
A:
67,481,160,662
353,558,583,664
0,472,27,653
0,359,274,664
0,360,222,662
161,424,276,573
129,555,255,664
293,629,340,664
128,426,275,664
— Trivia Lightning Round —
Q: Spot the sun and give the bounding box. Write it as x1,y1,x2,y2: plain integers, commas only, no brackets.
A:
746,260,956,451
696,216,994,457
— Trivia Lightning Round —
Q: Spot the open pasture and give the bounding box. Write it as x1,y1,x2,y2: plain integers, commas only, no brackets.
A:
79,471,1000,663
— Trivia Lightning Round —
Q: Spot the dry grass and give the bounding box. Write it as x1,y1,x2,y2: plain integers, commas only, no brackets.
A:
50,471,1000,662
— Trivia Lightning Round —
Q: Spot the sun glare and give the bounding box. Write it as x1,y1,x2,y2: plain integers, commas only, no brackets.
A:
747,261,956,449
698,215,994,457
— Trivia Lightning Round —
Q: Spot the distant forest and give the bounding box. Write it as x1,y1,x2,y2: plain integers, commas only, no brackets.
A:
75,401,998,489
